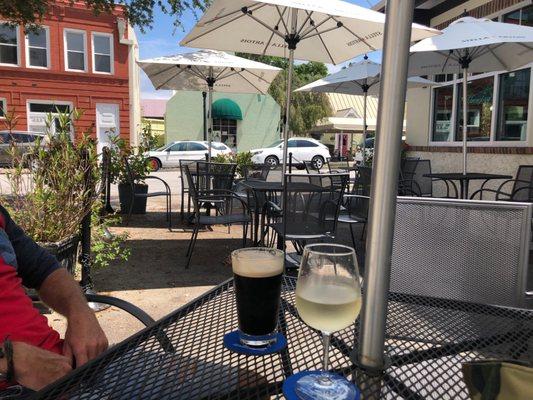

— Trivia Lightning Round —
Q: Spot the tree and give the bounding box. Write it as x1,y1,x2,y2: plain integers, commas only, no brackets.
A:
0,0,209,32
237,53,332,136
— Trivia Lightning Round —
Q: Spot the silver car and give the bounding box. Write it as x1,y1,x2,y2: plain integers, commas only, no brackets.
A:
0,131,44,167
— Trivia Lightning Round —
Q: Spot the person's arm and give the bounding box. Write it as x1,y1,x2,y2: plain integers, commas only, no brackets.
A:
38,269,108,366
0,206,108,366
1,341,72,391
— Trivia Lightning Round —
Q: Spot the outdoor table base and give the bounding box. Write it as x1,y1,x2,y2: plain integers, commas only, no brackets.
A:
33,277,532,399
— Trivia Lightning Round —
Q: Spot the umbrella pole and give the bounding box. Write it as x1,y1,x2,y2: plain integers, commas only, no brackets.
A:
362,89,368,164
207,67,214,163
356,0,415,371
281,9,298,178
462,67,468,175
202,91,207,142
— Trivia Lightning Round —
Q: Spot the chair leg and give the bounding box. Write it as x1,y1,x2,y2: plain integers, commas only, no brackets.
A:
180,189,185,221
242,223,248,248
185,224,200,269
167,194,172,231
360,223,367,241
349,223,357,250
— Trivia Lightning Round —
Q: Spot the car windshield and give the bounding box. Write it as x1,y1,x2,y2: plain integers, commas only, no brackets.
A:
266,140,283,148
155,145,169,151
211,142,227,150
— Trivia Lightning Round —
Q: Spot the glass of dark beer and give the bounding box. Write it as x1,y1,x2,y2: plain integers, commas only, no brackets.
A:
232,247,284,347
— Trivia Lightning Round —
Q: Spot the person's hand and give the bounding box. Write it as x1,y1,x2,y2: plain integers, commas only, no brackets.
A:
12,341,72,390
63,308,108,367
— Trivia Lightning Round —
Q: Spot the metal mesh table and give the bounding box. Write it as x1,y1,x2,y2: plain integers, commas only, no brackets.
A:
32,277,532,399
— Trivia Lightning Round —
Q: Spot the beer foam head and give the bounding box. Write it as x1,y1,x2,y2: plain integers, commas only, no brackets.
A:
232,248,284,278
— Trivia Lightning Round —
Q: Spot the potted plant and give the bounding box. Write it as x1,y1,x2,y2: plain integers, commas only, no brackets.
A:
108,125,155,214
4,109,129,273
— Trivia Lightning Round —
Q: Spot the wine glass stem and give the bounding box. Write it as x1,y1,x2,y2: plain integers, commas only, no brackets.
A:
322,331,331,372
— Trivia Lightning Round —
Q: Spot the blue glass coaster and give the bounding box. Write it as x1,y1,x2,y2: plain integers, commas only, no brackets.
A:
223,331,287,356
283,371,360,400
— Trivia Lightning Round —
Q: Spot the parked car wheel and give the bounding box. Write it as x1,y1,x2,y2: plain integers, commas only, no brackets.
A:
264,155,279,167
148,157,161,172
311,155,325,170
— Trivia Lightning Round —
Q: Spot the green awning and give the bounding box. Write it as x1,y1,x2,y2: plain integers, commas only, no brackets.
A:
212,98,243,120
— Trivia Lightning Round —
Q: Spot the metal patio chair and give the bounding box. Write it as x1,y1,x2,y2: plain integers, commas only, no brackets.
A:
262,173,349,257
338,166,372,248
304,160,322,174
470,165,533,202
123,156,172,230
242,164,271,181
183,164,250,269
390,197,532,308
179,159,201,221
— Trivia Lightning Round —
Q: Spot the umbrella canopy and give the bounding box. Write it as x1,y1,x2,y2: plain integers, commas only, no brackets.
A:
180,0,438,65
138,50,281,161
408,17,533,175
408,17,533,76
296,57,434,160
180,0,439,175
138,49,281,94
296,58,433,95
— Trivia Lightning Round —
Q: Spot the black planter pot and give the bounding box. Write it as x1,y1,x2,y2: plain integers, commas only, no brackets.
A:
118,183,148,214
39,234,80,275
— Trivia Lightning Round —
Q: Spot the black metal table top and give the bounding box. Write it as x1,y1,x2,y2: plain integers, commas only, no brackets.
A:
241,180,326,192
423,173,512,181
32,277,533,399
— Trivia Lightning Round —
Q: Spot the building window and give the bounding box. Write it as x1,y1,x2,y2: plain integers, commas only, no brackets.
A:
26,27,49,68
455,76,494,142
503,5,533,26
213,119,237,149
432,85,454,142
27,102,72,133
431,68,531,144
0,98,6,118
64,29,86,71
92,33,113,74
0,23,18,66
497,68,530,141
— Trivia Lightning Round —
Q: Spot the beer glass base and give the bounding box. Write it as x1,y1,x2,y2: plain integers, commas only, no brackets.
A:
283,371,360,400
239,332,277,347
223,331,287,356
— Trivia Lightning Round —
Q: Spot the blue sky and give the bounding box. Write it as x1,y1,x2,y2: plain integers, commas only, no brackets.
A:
137,0,382,99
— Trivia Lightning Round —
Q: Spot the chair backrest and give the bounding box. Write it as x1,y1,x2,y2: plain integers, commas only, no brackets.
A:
243,164,271,181
511,165,533,202
195,161,236,192
390,197,532,308
411,159,433,197
304,160,321,174
354,166,372,196
183,165,200,214
179,159,200,191
282,173,349,238
326,159,350,173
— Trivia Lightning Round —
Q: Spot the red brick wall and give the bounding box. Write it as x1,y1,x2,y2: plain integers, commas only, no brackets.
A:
0,1,131,141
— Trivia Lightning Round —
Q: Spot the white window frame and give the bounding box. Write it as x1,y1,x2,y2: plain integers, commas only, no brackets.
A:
25,26,50,69
429,68,533,147
91,32,114,74
0,98,6,119
63,28,87,72
26,100,74,136
0,22,20,67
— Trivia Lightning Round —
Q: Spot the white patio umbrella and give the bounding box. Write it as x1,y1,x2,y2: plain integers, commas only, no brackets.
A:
296,56,434,161
181,0,438,174
138,50,281,160
409,16,533,174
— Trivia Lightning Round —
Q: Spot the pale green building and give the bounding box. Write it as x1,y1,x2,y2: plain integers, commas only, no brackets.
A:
165,91,281,152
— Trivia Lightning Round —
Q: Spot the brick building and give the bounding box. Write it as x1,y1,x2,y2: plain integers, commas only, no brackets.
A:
0,1,141,151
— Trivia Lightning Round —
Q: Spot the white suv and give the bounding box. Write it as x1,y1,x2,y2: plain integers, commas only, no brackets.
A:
146,141,232,171
250,138,331,169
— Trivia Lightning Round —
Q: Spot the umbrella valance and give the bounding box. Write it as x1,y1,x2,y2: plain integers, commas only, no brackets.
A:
212,99,243,120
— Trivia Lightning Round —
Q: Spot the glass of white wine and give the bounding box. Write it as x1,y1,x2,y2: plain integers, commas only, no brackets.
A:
289,244,362,400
